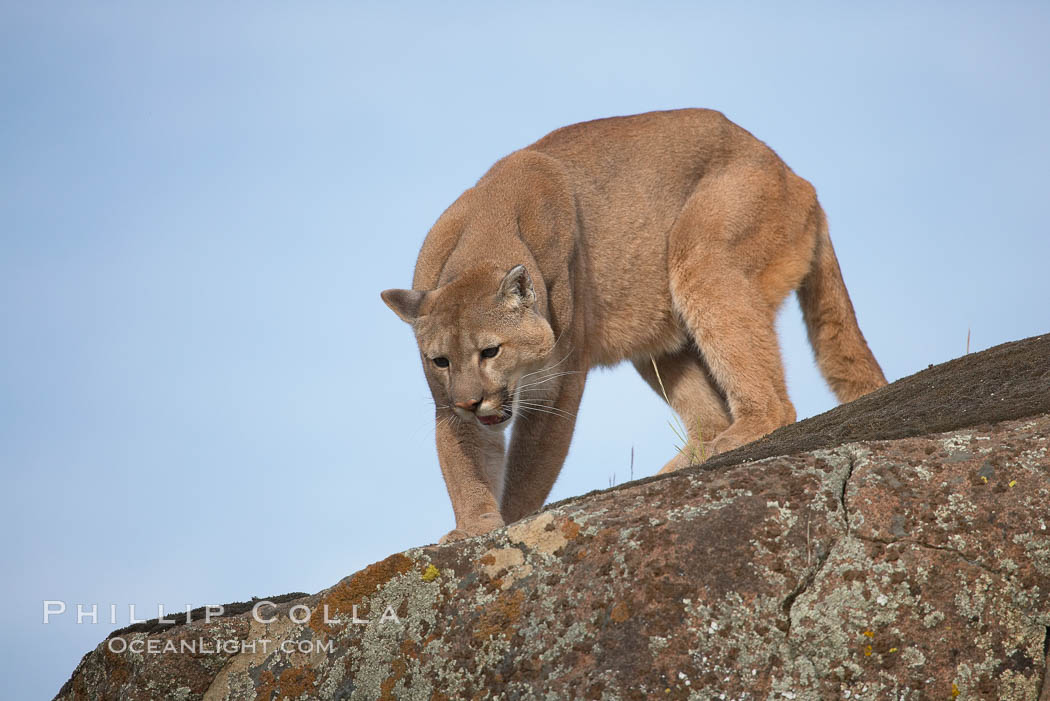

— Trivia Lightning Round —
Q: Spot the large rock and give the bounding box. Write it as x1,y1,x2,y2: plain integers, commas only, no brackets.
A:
57,335,1050,700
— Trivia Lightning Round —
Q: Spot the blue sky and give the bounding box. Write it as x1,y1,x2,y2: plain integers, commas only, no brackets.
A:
2,2,1048,697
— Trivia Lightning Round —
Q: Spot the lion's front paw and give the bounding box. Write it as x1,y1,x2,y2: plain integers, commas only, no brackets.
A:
438,512,506,544
438,529,470,544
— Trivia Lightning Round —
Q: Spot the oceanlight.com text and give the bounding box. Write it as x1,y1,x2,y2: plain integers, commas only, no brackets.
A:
106,637,336,655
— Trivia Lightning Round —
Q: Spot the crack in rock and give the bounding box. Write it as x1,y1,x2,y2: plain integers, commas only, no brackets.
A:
778,448,857,639
853,533,1003,578
779,446,855,638
839,450,856,535
781,538,836,638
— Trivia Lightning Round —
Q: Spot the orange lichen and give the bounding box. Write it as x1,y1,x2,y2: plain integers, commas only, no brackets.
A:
473,589,525,641
379,658,408,701
102,646,130,689
610,601,631,624
561,518,581,540
277,667,317,698
254,670,277,701
254,666,318,701
400,638,419,659
310,553,414,633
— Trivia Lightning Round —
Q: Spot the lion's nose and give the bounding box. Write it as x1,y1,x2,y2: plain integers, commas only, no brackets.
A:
454,398,482,412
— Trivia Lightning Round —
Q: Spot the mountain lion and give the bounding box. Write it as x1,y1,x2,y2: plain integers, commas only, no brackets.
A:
382,109,886,543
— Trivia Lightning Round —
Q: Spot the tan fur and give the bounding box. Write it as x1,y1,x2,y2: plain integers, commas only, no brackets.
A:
383,109,886,542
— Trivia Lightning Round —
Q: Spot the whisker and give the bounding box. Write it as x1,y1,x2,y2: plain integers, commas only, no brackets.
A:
520,369,582,383
520,357,572,383
514,392,556,400
512,377,579,388
519,340,575,381
517,408,575,421
515,403,572,415
516,398,573,409
515,370,582,391
514,401,577,420
535,328,571,368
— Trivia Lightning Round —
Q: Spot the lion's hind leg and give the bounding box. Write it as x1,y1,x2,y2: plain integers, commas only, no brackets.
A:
665,176,806,457
633,347,731,473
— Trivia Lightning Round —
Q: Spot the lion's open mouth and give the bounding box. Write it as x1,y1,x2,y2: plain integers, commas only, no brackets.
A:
477,410,511,426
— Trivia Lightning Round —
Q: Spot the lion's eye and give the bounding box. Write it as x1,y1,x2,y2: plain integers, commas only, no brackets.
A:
432,357,449,368
480,346,500,359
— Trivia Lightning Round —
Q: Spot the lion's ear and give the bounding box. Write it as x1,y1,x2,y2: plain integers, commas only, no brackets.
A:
381,289,426,323
498,265,536,308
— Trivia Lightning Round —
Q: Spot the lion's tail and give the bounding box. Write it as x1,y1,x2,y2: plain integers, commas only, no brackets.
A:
797,207,887,403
